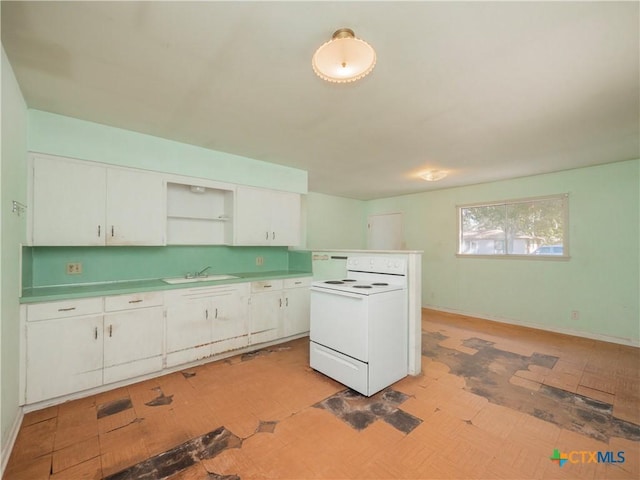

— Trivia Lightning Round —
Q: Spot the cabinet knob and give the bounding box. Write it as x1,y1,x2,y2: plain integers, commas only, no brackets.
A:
97,225,101,237
58,307,76,312
94,327,98,340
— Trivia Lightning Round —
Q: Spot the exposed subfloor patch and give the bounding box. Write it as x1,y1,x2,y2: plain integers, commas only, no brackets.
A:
256,420,278,434
314,388,422,434
423,332,640,443
145,387,174,407
240,345,292,362
103,426,242,480
97,398,133,419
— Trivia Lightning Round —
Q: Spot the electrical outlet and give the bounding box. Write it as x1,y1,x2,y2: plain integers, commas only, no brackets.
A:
256,256,264,266
571,310,579,321
66,262,82,275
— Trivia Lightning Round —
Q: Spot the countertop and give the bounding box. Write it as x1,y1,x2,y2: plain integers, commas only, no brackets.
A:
292,249,424,254
20,270,313,304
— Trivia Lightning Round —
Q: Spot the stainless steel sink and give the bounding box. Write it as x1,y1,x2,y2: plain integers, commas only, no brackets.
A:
162,274,239,285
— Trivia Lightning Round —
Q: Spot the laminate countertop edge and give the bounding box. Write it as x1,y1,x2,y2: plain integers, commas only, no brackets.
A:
21,270,313,304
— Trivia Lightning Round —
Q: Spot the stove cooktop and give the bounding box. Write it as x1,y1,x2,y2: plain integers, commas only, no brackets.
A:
312,279,404,295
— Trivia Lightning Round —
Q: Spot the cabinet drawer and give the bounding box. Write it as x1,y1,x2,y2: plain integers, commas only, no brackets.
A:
284,277,311,289
27,297,103,322
251,279,283,293
104,292,163,312
164,283,248,303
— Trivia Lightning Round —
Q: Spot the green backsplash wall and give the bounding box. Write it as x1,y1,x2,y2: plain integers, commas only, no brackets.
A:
27,246,295,287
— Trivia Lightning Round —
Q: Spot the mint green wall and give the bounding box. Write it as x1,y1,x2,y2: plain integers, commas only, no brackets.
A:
305,192,366,249
1,46,28,462
28,110,307,194
366,160,640,345
26,246,293,287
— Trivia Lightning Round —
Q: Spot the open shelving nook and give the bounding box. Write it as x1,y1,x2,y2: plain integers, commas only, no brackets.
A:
166,181,234,245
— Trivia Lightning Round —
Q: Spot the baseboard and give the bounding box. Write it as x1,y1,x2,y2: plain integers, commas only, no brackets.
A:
1,407,23,476
423,306,640,348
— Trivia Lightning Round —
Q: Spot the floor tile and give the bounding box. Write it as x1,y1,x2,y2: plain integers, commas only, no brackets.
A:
52,435,100,473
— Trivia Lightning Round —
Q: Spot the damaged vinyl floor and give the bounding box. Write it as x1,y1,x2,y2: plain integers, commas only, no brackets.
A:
5,309,640,479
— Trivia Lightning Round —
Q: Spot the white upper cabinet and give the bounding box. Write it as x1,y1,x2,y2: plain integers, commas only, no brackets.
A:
32,155,106,246
234,186,301,246
106,168,165,246
30,154,165,246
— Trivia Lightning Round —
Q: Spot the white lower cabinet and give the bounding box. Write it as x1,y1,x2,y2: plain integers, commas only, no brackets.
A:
249,281,284,344
164,284,249,367
103,307,164,384
249,277,311,344
25,293,164,404
282,277,312,337
23,277,308,405
26,313,104,404
212,291,249,354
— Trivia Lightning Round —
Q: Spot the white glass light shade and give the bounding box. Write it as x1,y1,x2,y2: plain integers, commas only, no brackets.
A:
419,170,448,182
312,28,376,83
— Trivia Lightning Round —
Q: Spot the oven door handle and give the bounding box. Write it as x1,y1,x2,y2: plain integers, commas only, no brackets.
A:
310,287,366,300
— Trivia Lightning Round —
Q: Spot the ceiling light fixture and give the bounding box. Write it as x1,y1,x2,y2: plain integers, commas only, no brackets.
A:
419,170,448,182
312,28,376,83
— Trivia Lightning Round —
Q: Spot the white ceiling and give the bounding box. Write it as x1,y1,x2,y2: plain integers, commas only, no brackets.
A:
2,1,639,200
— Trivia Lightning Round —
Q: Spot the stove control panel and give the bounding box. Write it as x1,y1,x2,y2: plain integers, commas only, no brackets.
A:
346,256,407,275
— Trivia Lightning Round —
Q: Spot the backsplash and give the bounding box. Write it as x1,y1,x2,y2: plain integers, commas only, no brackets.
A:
23,245,311,288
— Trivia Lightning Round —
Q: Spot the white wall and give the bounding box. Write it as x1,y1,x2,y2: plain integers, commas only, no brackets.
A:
1,46,28,470
365,160,640,345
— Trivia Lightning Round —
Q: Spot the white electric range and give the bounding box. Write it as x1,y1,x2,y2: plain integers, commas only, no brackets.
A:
309,256,408,396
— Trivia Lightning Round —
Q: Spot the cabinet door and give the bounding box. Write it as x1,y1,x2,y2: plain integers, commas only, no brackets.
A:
32,156,106,246
106,169,166,245
234,186,272,245
211,293,249,354
103,307,164,384
283,287,311,337
249,291,282,344
270,190,301,246
165,300,212,367
26,315,103,403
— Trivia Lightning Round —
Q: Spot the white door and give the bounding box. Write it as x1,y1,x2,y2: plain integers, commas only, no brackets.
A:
106,169,166,245
270,190,301,246
367,213,404,250
249,290,282,344
103,307,164,384
32,156,106,246
234,186,272,245
211,292,249,354
26,315,104,403
283,287,310,337
165,300,212,366
310,289,368,362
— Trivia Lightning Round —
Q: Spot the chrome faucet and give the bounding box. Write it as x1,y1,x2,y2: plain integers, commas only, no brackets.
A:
196,266,212,277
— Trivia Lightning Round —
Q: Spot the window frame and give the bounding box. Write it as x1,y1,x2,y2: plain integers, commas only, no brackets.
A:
456,193,570,260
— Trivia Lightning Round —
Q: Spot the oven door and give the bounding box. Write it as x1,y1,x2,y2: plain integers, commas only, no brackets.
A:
310,287,368,362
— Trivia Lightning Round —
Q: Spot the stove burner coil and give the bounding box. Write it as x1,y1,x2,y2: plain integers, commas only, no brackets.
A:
353,285,373,289
325,280,344,284
342,279,357,282
372,282,389,286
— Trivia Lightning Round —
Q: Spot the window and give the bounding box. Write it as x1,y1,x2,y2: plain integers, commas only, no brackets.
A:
458,194,568,258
